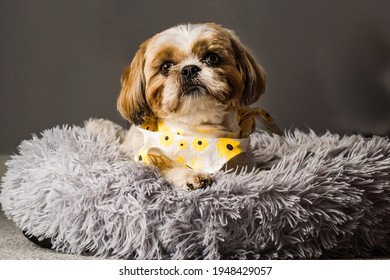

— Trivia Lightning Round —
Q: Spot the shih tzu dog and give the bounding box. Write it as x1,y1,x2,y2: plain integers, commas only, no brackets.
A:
87,23,281,190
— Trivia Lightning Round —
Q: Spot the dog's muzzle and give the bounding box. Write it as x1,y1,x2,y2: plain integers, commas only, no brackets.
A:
180,65,207,96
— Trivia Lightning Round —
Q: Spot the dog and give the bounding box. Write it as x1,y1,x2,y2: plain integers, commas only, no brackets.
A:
87,23,281,190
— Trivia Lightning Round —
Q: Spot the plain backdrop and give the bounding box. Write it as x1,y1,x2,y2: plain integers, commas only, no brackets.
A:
1,0,390,154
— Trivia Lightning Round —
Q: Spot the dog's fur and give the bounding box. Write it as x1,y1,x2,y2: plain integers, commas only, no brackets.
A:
88,23,266,189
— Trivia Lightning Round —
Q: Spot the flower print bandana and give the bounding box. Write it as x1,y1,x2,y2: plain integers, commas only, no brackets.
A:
134,107,281,173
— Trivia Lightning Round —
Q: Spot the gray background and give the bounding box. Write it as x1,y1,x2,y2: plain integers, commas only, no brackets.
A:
1,0,390,154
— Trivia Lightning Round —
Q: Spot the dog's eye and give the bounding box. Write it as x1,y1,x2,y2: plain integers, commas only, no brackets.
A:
161,62,173,75
204,53,221,66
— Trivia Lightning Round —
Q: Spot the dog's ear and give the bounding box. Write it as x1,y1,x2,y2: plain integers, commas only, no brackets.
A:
117,40,152,125
229,32,266,106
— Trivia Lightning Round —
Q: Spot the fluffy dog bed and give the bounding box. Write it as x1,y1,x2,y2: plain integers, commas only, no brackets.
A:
1,124,390,259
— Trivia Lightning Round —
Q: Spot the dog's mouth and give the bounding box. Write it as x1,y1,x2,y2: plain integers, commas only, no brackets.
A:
180,82,208,97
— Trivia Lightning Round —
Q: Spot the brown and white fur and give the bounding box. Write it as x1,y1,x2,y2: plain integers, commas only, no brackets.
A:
87,23,266,190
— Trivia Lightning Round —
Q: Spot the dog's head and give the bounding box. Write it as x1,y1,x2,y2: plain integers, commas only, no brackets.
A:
118,23,266,126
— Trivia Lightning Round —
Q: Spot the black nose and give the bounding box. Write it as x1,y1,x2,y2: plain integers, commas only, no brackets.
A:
181,65,201,80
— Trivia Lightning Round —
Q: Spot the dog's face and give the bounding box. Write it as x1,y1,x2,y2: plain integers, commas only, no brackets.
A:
118,23,266,126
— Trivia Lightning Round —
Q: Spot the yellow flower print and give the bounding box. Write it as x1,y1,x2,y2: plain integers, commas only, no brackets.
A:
139,120,157,131
177,155,185,164
160,132,174,147
178,139,187,149
216,138,243,160
192,137,208,152
157,120,171,132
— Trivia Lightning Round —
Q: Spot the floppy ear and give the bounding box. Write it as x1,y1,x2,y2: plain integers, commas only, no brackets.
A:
229,32,266,106
117,40,152,125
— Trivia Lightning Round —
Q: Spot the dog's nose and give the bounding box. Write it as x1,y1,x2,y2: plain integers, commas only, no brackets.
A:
181,65,201,80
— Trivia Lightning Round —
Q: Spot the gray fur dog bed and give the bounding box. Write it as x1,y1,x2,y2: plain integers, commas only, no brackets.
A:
1,124,390,259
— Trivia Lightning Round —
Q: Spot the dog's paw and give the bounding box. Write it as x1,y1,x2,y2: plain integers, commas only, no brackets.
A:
185,172,213,190
160,167,213,190
84,118,125,142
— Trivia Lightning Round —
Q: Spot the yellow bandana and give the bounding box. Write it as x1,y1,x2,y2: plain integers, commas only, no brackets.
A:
134,107,281,173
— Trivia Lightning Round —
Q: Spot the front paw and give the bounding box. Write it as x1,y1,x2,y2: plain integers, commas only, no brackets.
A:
185,172,213,190
160,167,213,190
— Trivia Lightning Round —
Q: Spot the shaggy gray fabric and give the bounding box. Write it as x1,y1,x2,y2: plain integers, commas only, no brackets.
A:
1,125,390,259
